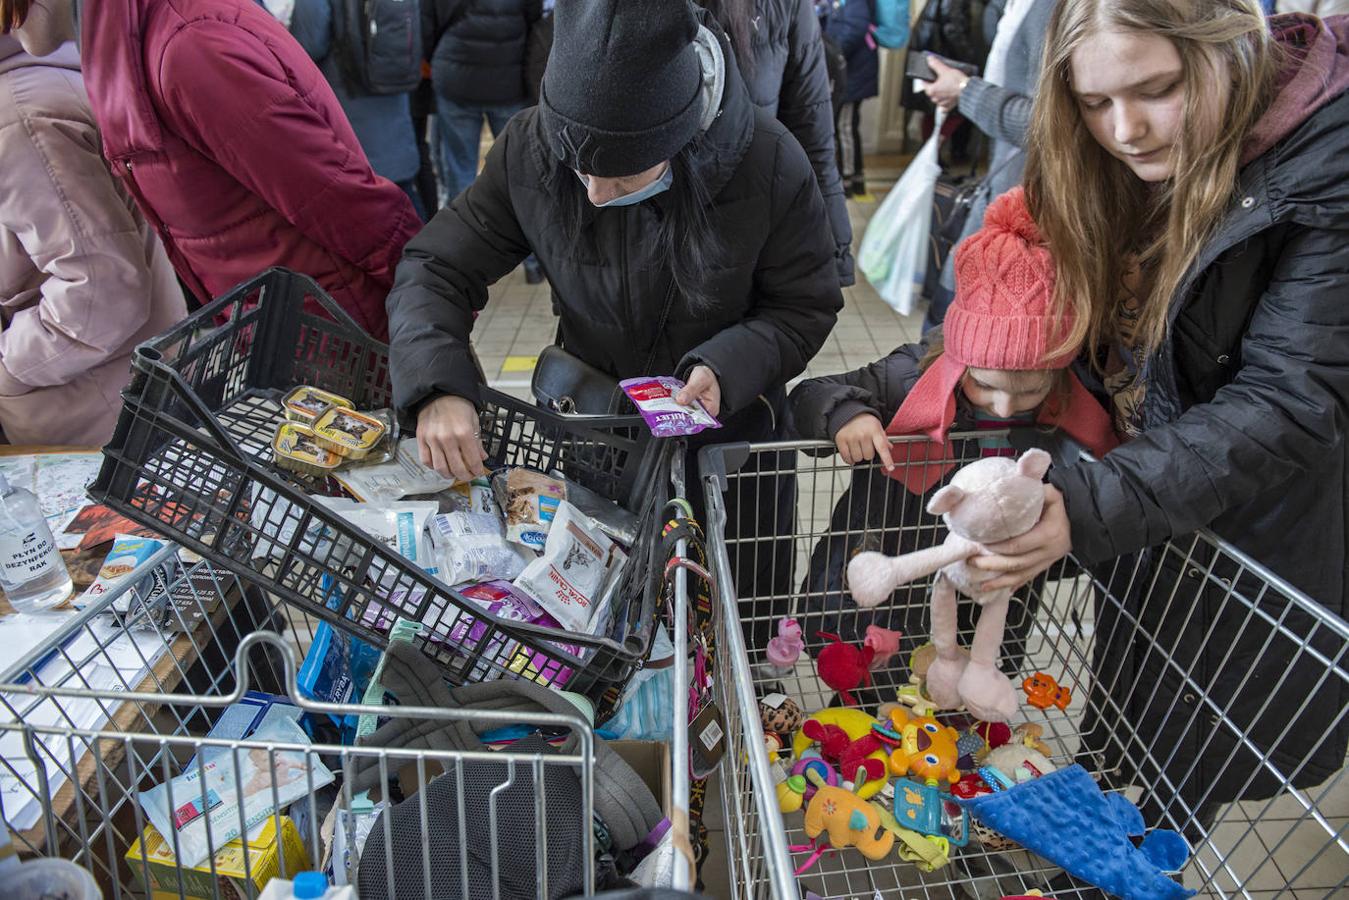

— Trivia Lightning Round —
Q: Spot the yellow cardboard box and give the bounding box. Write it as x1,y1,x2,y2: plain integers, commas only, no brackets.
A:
125,815,309,900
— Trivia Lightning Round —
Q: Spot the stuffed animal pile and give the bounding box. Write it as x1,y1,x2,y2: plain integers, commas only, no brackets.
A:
755,451,1196,899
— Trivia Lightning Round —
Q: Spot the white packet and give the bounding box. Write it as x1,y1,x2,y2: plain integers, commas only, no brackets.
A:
334,439,457,502
514,501,627,633
321,499,439,581
137,716,334,868
426,511,532,584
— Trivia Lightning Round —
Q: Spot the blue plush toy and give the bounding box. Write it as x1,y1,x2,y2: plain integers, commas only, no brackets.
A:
955,764,1195,900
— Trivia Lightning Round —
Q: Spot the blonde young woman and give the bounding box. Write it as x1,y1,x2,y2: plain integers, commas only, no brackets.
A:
971,1,1348,833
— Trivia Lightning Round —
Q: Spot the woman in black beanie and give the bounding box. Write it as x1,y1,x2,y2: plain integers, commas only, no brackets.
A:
387,0,842,604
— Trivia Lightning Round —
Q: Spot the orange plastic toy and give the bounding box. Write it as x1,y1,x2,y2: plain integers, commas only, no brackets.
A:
1022,673,1072,711
886,708,962,786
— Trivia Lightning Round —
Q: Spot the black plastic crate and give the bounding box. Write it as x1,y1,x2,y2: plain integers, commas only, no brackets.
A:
90,268,669,714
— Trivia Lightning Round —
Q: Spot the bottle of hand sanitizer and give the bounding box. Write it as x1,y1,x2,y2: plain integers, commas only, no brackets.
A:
0,472,72,612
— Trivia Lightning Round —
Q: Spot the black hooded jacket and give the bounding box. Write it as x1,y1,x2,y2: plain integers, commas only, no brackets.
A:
387,19,842,432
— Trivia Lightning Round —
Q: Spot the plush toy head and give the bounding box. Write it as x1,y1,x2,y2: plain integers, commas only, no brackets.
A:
815,632,874,705
760,695,804,736
927,449,1052,545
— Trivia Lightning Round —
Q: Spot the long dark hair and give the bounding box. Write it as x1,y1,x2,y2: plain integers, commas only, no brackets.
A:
551,137,723,312
698,0,756,71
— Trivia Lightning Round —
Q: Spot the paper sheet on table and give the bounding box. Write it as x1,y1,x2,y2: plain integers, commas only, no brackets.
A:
0,618,170,831
0,453,103,541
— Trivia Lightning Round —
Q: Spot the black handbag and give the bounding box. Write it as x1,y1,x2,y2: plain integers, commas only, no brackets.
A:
531,282,679,416
531,344,628,415
921,151,1020,303
921,168,984,302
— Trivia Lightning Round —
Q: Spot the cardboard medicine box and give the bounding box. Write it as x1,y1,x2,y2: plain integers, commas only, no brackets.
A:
125,815,309,900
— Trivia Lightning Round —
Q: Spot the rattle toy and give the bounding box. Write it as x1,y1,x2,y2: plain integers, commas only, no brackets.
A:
815,631,874,705
765,617,805,673
776,758,838,813
886,708,962,787
1022,672,1072,710
848,450,1056,722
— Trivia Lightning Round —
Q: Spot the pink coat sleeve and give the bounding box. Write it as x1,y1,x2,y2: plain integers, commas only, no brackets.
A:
0,72,165,389
155,21,418,286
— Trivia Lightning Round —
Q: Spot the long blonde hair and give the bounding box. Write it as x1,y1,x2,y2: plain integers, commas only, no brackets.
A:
1025,0,1279,363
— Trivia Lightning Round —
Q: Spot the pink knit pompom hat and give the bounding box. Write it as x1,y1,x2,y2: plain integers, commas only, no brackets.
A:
883,187,1118,494
942,186,1077,371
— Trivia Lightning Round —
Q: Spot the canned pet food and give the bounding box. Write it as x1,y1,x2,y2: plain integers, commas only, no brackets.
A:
283,386,353,424
311,406,388,460
273,423,343,477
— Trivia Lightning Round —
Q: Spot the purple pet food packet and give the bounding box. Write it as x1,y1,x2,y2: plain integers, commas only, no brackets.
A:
620,376,722,438
456,580,581,686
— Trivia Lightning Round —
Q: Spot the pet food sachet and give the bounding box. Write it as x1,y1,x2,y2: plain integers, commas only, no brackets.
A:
620,375,722,438
492,468,566,552
514,501,627,633
426,511,532,584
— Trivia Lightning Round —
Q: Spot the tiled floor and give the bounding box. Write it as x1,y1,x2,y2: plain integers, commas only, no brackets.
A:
466,191,1346,897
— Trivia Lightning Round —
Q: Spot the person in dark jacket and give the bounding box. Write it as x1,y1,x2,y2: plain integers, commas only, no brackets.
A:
976,1,1349,831
823,0,878,197
286,0,426,219
917,0,1055,331
388,0,842,600
701,0,855,285
3,0,419,341
423,0,540,205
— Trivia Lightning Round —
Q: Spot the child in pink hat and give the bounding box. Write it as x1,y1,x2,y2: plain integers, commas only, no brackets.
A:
788,187,1117,703
793,186,1117,492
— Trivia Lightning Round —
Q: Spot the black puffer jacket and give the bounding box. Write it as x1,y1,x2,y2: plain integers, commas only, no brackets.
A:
1053,16,1349,814
388,20,842,431
721,0,854,285
423,0,540,106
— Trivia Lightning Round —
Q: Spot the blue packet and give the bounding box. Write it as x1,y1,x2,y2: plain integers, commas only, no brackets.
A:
297,574,384,742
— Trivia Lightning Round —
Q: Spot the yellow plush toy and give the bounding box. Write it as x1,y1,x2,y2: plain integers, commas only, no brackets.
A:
803,786,895,861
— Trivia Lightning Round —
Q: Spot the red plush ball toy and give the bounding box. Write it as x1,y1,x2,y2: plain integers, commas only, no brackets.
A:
815,632,875,706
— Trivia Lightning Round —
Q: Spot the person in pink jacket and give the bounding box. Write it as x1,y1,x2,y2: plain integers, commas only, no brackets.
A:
2,0,418,341
0,36,185,446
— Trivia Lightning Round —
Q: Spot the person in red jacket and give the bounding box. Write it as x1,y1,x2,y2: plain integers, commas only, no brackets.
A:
2,0,418,341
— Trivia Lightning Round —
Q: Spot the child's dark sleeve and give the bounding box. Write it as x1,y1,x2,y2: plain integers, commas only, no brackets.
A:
788,341,927,444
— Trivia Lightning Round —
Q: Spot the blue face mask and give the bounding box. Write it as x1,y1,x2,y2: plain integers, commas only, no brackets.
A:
575,165,674,208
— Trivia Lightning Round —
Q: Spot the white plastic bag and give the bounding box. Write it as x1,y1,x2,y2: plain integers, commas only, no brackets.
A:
857,111,945,315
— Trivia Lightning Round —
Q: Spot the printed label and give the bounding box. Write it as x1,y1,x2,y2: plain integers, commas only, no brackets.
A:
172,789,222,829
699,716,724,752
0,529,60,584
761,692,788,709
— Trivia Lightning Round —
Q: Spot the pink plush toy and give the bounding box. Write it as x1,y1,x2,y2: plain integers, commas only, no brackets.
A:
845,449,1054,723
766,617,805,671
863,625,903,671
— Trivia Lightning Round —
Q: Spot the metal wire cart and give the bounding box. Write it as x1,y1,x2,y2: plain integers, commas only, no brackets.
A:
0,546,602,899
699,437,1348,899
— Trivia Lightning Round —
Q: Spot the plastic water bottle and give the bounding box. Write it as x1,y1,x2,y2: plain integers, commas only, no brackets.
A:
0,471,72,612
258,872,356,900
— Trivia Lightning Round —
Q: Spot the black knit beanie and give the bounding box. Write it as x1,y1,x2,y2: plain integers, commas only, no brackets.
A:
538,0,704,177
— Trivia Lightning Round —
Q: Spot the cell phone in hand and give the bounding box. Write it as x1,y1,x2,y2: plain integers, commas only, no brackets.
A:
905,52,978,83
